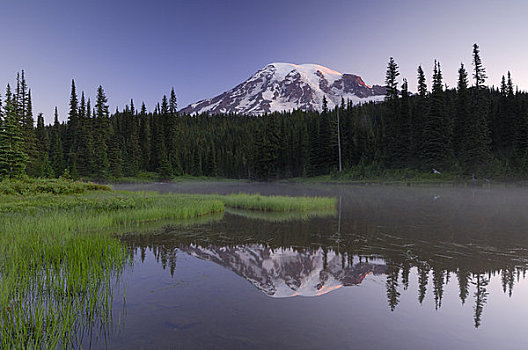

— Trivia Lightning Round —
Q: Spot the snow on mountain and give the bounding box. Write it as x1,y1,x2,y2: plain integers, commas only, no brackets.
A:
181,244,386,298
180,63,386,115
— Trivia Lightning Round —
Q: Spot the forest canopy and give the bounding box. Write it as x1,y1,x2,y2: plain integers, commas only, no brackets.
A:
1,44,527,181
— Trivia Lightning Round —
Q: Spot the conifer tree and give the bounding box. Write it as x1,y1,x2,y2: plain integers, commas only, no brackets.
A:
13,71,37,175
399,78,411,161
421,61,450,170
34,113,53,177
166,90,182,174
161,95,169,115
169,88,177,115
139,102,151,170
383,57,408,167
150,100,170,174
463,45,492,173
454,63,470,156
49,107,64,177
472,44,487,89
0,84,28,178
417,66,427,97
66,80,80,169
385,57,400,102
76,92,95,177
24,89,38,176
410,65,428,165
492,74,511,156
502,72,517,160
94,85,110,178
507,71,514,97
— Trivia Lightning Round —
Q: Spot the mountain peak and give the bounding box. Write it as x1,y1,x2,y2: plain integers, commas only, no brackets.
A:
266,62,343,80
181,62,385,115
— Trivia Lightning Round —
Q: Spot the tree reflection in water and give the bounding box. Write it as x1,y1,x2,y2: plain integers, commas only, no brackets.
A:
122,198,528,329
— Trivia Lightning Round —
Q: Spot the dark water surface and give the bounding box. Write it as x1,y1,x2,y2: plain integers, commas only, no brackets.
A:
96,183,528,349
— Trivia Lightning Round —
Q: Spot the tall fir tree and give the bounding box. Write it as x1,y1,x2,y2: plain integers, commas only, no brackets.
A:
34,113,53,177
94,85,110,178
166,89,182,174
14,71,37,175
49,107,64,177
66,79,80,170
0,84,28,178
139,102,152,170
421,61,450,170
472,43,487,89
454,63,470,158
410,66,428,166
76,92,95,177
384,57,400,102
464,44,492,174
383,57,402,166
398,78,411,163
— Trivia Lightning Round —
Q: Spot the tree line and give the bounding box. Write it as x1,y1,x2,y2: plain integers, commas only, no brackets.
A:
1,43,528,180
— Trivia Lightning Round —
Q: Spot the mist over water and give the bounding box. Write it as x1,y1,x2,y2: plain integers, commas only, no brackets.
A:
100,183,528,349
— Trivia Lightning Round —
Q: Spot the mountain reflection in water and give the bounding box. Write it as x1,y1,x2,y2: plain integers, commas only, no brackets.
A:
182,245,386,297
124,209,528,329
109,184,528,349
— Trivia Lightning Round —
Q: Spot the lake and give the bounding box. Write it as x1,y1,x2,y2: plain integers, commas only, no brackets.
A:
91,183,528,349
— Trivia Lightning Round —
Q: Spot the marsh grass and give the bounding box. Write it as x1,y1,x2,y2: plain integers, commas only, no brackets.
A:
225,207,337,222
0,179,335,347
0,184,223,348
217,193,337,212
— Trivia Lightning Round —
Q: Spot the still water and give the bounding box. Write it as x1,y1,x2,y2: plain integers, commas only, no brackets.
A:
95,183,528,349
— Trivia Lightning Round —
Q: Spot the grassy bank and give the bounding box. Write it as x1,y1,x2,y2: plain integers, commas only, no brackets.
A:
0,178,335,347
217,193,336,212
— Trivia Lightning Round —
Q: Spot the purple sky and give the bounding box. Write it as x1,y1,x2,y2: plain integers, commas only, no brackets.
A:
1,0,527,123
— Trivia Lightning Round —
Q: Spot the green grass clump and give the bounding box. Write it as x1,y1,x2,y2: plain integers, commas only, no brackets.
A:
225,207,337,222
216,193,336,212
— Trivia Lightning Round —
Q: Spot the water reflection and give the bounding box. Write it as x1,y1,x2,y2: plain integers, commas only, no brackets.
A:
182,246,385,297
102,183,528,349
123,210,528,329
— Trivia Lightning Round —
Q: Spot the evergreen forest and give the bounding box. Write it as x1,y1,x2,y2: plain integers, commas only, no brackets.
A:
2,44,528,181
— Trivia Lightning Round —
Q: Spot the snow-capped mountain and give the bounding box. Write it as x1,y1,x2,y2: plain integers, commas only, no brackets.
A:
180,63,386,115
181,245,386,298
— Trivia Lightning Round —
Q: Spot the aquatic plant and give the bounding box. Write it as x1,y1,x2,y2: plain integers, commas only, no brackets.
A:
0,179,336,347
218,193,337,212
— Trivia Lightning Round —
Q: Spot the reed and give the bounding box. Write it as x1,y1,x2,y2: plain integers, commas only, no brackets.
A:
0,186,223,347
0,179,335,347
217,193,337,212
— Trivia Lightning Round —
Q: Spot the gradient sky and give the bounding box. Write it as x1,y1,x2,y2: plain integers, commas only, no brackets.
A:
1,0,527,123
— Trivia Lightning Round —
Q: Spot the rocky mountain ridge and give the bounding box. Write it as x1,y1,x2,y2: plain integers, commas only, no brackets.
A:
181,62,385,115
